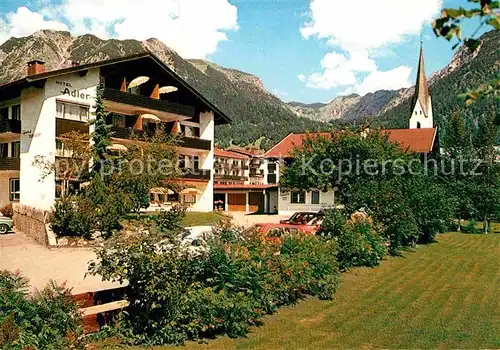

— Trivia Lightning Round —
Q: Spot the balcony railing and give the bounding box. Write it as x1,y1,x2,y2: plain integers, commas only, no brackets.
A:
55,157,90,180
110,126,211,151
0,157,20,171
56,118,89,136
180,168,211,181
249,177,264,185
103,88,195,118
214,174,248,181
0,119,21,134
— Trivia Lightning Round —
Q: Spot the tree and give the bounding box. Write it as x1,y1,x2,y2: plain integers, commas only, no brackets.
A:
433,0,499,106
113,127,181,216
280,128,452,251
90,84,113,176
440,112,500,232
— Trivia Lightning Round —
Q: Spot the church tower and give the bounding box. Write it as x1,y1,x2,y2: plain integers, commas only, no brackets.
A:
409,44,433,129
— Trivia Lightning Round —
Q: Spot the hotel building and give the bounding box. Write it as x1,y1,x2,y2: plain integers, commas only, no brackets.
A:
0,52,231,212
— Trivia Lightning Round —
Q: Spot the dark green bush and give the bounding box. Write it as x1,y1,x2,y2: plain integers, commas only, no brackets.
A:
50,197,93,239
88,224,341,346
319,209,387,270
0,270,83,349
153,205,186,233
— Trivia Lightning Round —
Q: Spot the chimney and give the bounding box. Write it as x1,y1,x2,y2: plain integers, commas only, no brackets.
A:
27,60,46,75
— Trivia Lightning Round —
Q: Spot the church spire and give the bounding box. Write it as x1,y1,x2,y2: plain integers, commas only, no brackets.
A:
409,42,433,129
414,43,430,117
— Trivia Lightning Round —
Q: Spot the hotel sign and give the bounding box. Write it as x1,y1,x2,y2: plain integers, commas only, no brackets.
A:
56,80,92,101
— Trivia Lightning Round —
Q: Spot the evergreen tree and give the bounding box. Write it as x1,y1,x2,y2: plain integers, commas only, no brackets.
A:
90,84,112,176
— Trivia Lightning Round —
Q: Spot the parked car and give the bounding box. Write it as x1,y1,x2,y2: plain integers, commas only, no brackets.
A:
279,211,325,226
0,216,13,234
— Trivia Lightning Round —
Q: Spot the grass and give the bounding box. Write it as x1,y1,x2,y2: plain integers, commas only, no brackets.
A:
175,232,499,349
121,211,224,227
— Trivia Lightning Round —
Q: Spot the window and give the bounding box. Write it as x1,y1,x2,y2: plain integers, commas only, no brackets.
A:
311,190,320,204
291,191,306,204
183,194,196,204
0,107,8,120
192,156,200,171
178,155,186,169
112,114,126,128
417,122,421,129
56,101,89,122
11,142,20,158
0,143,8,158
9,178,20,201
168,192,179,202
11,105,20,121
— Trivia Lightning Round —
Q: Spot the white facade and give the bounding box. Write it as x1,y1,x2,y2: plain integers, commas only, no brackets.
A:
192,111,214,212
409,97,433,129
20,69,99,210
277,187,337,216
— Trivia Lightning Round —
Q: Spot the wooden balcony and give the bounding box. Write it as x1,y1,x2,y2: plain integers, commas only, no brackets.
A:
0,157,20,171
180,168,211,181
0,120,21,134
110,126,211,151
103,88,195,118
214,174,248,181
56,118,89,136
55,157,90,180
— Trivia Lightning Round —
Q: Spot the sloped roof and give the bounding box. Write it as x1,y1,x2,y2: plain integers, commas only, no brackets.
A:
412,45,430,117
383,128,437,154
264,128,437,158
215,147,249,159
264,132,331,158
0,51,231,124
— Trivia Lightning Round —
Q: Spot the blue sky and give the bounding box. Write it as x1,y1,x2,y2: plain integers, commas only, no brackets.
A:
0,0,489,103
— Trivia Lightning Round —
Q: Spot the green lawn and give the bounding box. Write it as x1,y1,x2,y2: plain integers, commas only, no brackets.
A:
175,232,499,349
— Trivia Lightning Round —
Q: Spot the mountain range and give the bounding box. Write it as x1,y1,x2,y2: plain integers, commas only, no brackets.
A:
0,30,498,149
288,30,499,131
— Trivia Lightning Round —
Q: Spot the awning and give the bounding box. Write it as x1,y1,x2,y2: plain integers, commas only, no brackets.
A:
106,143,128,152
180,187,203,195
150,187,174,194
141,113,161,122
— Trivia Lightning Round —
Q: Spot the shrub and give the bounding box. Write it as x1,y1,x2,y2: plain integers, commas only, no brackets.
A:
461,220,480,234
88,224,341,346
319,209,387,270
50,197,94,239
0,204,13,218
0,270,83,349
153,205,186,233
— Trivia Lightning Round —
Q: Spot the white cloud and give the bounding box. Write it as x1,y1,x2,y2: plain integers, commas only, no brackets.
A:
299,0,442,94
1,0,239,59
352,66,412,95
297,73,306,82
0,6,68,44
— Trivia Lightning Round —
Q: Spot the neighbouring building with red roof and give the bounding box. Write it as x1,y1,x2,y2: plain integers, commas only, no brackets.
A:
213,147,279,213
232,44,439,216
